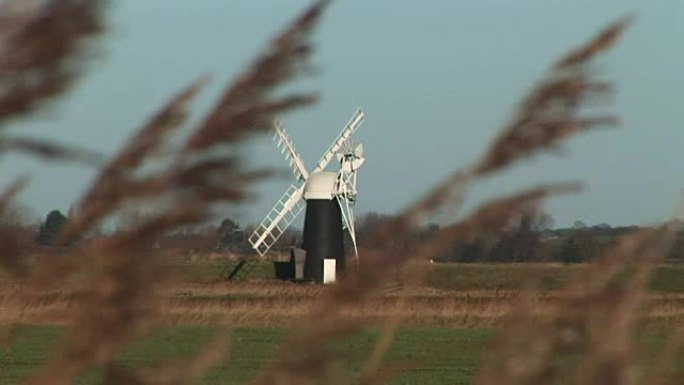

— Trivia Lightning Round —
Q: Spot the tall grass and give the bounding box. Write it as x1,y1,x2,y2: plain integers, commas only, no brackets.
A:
0,1,682,385
2,277,684,330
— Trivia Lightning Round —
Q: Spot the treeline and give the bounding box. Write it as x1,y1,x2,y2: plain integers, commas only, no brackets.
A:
5,208,684,263
354,212,684,263
0,207,300,257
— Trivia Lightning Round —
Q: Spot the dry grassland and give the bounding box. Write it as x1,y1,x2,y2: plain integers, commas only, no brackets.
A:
2,279,682,328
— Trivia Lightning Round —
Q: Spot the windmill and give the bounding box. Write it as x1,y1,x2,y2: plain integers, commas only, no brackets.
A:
248,108,366,283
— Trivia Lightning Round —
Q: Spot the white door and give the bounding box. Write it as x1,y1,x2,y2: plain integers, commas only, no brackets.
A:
323,259,336,284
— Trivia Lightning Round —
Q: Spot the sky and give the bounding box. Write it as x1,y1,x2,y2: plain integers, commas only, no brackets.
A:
2,0,684,228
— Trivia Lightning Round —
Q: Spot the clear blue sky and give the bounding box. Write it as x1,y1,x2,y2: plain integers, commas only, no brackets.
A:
2,0,683,228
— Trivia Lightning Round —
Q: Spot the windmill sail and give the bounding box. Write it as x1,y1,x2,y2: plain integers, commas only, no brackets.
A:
249,184,305,256
335,143,364,262
313,108,365,173
274,120,309,182
336,194,359,261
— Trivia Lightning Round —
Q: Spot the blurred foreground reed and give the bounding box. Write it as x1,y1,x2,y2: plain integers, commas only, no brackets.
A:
0,1,681,385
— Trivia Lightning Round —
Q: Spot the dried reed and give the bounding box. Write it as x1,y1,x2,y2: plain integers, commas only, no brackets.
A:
0,0,107,164
0,0,106,121
0,2,680,385
5,1,329,385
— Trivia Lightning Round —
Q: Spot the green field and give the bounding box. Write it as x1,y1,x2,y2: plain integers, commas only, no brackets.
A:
3,325,682,385
425,263,684,292
0,326,495,385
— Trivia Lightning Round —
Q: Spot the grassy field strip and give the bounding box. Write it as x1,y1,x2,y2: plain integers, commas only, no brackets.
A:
1,325,682,385
172,261,684,292
0,326,495,385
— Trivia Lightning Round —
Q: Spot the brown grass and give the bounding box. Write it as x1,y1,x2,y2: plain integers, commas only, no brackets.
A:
1,279,683,329
1,2,683,385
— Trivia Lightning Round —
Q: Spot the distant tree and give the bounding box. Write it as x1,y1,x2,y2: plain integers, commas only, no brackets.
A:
665,222,684,260
488,211,553,262
420,223,440,240
355,211,394,242
37,210,68,246
573,220,587,229
555,224,599,263
152,224,217,254
442,237,491,263
355,211,419,250
559,237,584,263
216,217,245,251
272,227,300,251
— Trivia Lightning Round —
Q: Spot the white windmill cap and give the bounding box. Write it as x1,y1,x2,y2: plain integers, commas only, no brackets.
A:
304,171,337,200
